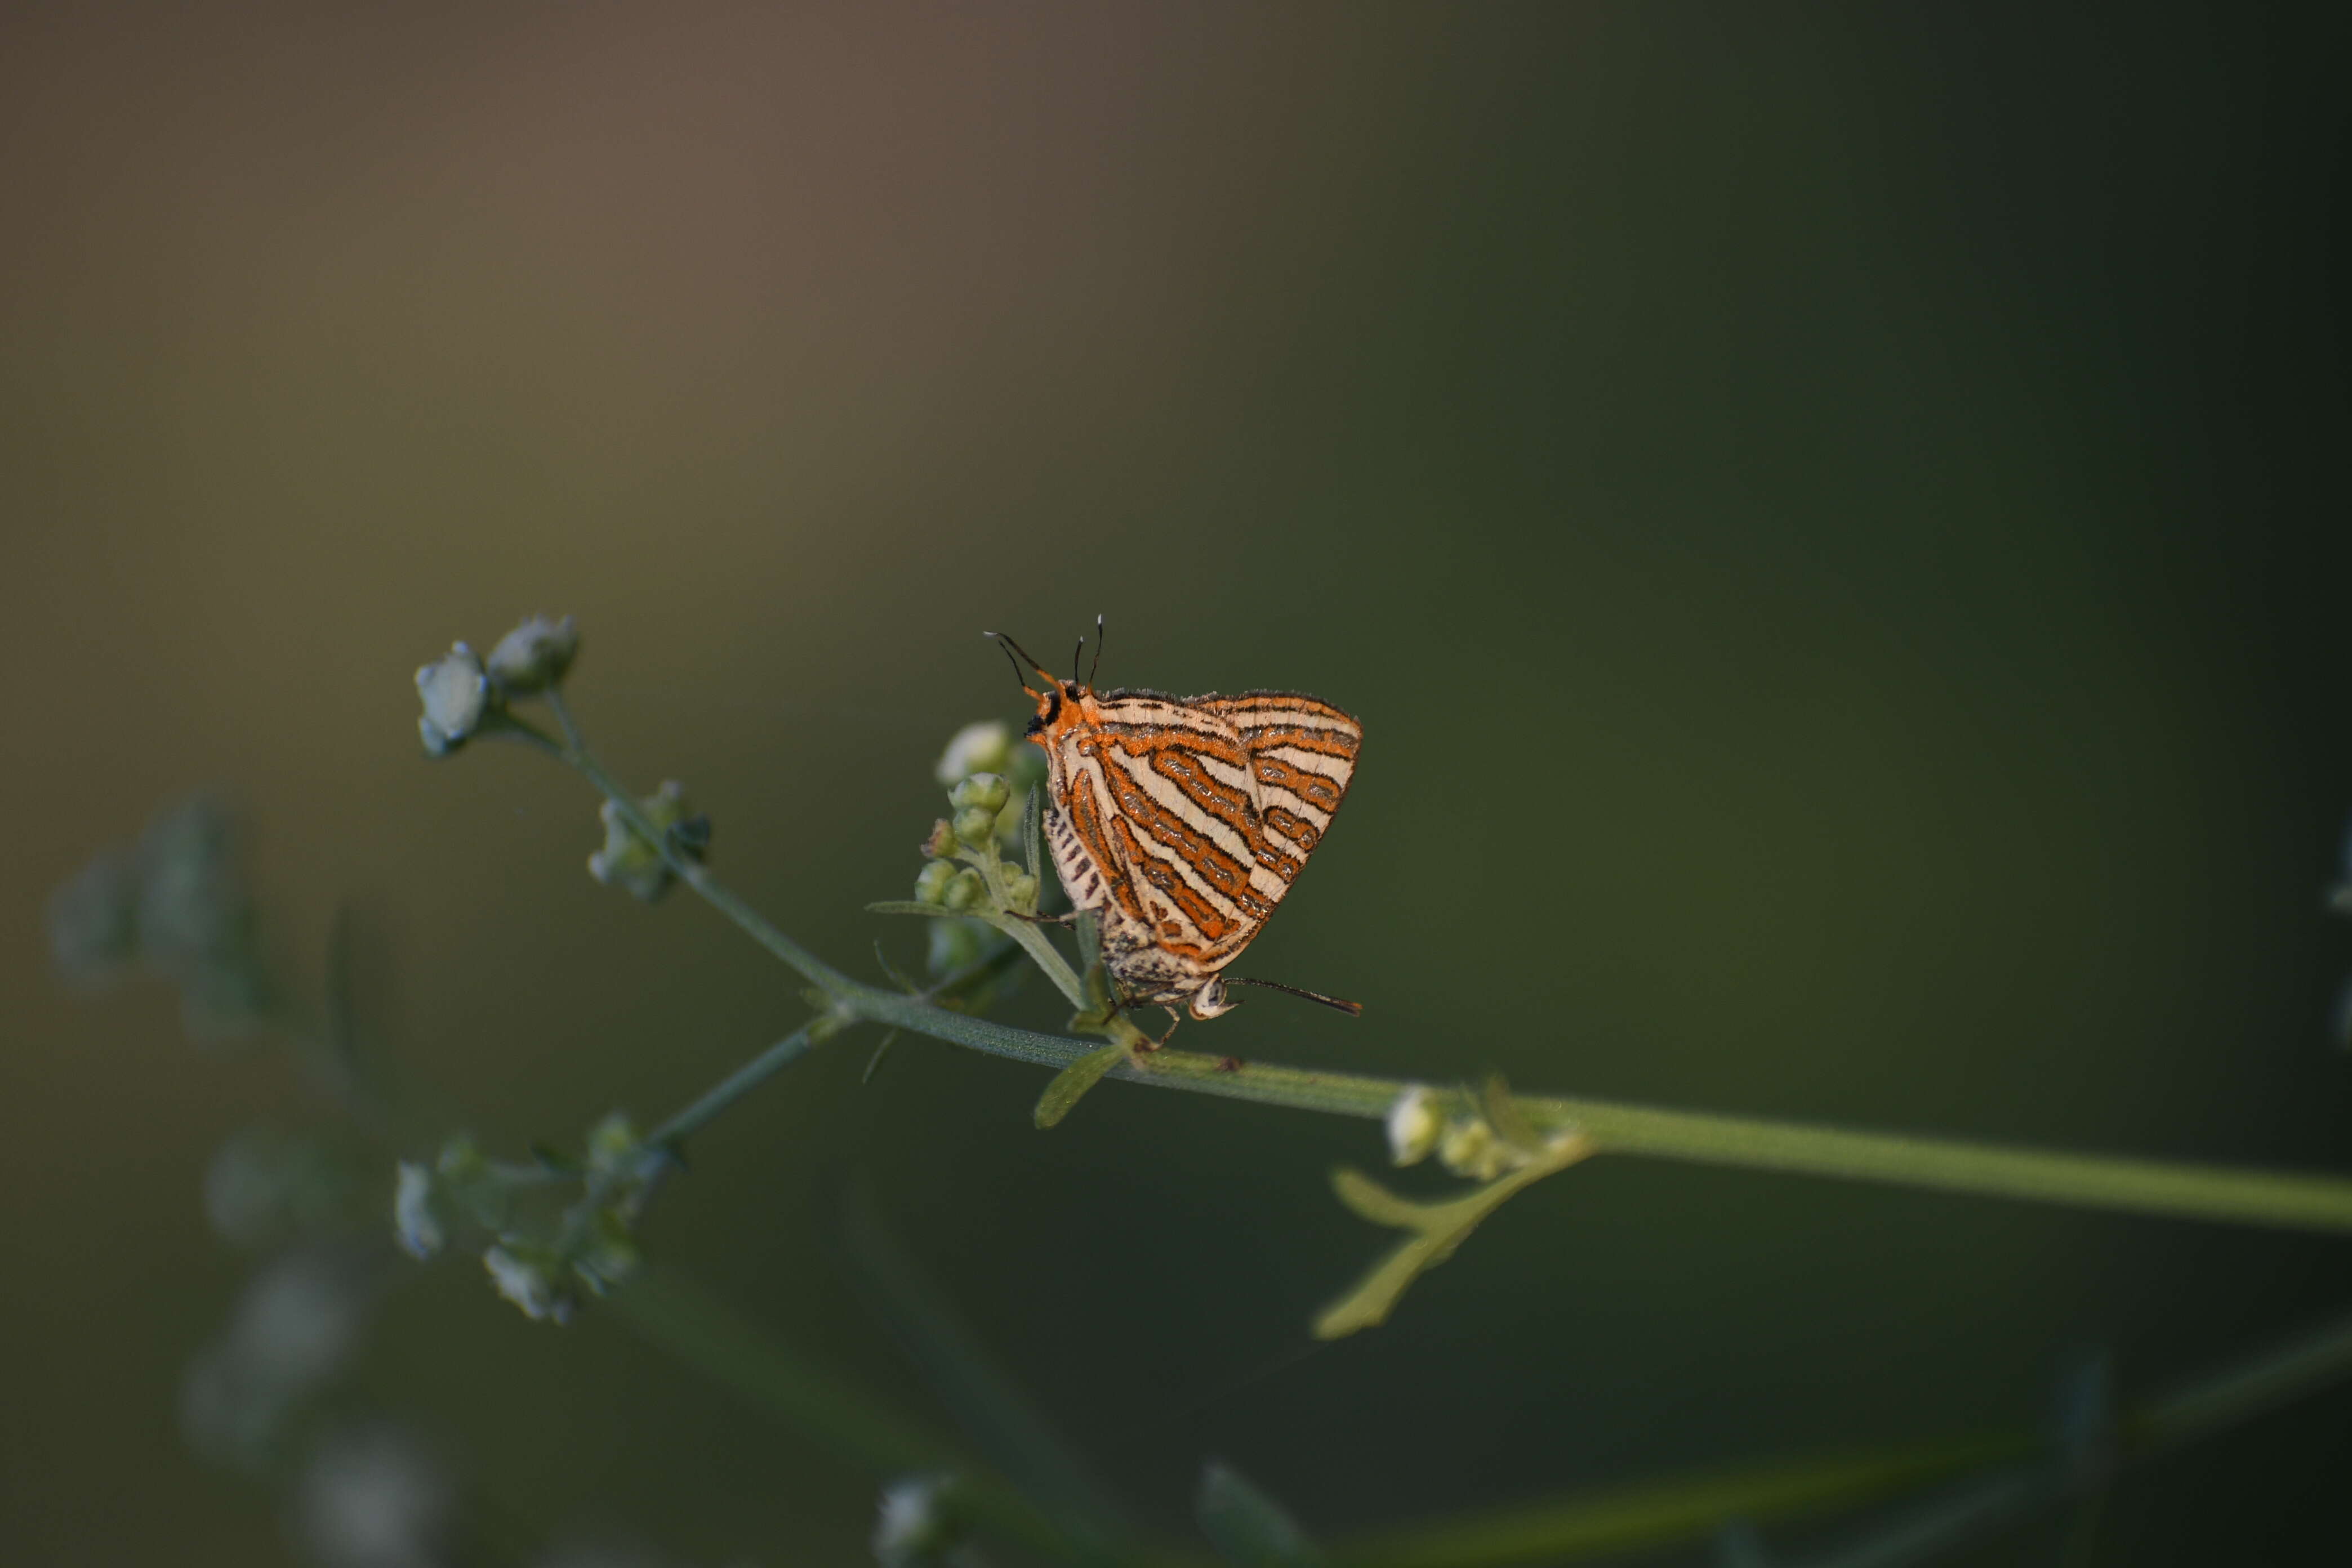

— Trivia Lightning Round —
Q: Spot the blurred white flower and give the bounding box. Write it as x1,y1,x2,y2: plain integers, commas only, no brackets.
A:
587,781,704,903
181,1247,375,1469
935,721,1013,786
485,613,578,694
483,1244,573,1324
393,1162,443,1260
233,1249,369,1387
416,644,489,756
1385,1085,1440,1166
297,1425,454,1568
873,1475,950,1567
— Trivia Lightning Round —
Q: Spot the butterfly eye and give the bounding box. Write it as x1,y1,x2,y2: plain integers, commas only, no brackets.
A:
1063,683,1081,700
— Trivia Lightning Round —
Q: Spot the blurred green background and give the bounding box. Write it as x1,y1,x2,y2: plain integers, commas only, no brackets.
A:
5,3,2349,1563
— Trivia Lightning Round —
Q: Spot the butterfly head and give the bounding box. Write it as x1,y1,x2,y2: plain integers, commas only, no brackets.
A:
986,626,1101,741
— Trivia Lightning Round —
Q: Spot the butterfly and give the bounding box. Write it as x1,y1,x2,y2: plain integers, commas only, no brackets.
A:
988,622,1364,1041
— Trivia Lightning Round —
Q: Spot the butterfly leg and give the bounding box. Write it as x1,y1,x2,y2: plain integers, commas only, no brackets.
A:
1141,1007,1183,1051
1000,909,1079,928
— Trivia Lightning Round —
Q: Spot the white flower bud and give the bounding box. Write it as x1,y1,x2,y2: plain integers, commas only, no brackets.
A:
393,1161,443,1260
483,1244,573,1324
1386,1085,1441,1166
415,643,488,755
484,613,578,694
587,781,705,902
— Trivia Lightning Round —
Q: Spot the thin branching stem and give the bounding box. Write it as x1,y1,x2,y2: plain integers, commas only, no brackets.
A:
648,1023,821,1151
518,696,2352,1237
1325,1307,2352,1568
539,689,858,997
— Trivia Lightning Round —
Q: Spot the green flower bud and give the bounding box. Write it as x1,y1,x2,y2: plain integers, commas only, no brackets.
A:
434,1132,488,1186
1438,1117,1506,1181
415,643,489,755
1002,870,1039,911
952,805,1000,849
585,1112,639,1178
941,868,985,911
571,1209,641,1296
936,721,1014,785
484,613,578,694
950,772,1010,813
921,819,958,858
914,859,957,906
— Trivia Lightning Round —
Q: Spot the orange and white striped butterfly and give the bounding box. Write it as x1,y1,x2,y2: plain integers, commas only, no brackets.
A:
990,626,1364,1035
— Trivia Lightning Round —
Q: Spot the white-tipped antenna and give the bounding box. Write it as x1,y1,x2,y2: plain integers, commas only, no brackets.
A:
1228,976,1363,1016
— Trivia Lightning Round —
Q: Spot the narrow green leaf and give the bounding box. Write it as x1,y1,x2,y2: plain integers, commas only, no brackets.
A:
1034,1042,1128,1129
861,1031,900,1085
872,940,919,995
1330,1168,1433,1228
865,900,963,919
1312,1228,1454,1340
1199,1460,1323,1566
1076,908,1102,975
1316,1141,1596,1340
1023,785,1045,886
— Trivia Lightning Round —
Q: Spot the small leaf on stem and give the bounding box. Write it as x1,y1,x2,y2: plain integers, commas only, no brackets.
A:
1033,1042,1127,1129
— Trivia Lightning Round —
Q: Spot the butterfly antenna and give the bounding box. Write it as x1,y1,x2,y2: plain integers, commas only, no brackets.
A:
985,630,1061,688
1228,977,1364,1016
983,631,1032,691
1072,631,1086,681
1088,613,1105,690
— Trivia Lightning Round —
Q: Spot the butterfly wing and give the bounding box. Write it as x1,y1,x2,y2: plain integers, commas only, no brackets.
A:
1034,686,1360,1010
1072,694,1274,965
1191,692,1362,888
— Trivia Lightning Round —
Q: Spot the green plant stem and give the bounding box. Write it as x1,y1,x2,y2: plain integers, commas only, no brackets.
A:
648,1023,819,1151
519,696,2352,1237
1328,1307,2352,1568
843,991,2352,1233
963,844,1153,1053
2129,1309,2352,1447
1330,1439,2031,1568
